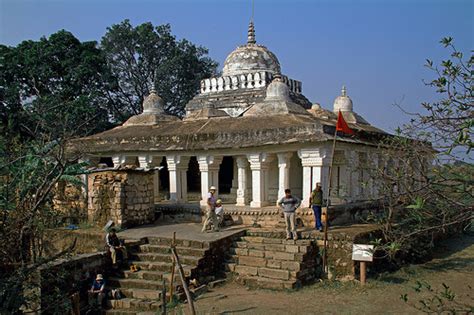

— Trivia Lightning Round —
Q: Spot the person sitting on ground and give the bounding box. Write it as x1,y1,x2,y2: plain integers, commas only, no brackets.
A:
215,199,224,227
105,228,128,267
201,186,220,233
88,274,106,308
278,188,301,240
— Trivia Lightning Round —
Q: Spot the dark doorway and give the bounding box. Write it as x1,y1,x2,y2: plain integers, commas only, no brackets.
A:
159,157,169,192
98,157,113,167
187,156,200,192
219,156,234,194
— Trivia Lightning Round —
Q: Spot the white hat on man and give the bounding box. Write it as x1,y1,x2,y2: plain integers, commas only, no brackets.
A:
210,186,217,191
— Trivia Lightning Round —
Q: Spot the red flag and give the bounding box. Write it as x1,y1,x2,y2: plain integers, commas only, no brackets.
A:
336,110,355,135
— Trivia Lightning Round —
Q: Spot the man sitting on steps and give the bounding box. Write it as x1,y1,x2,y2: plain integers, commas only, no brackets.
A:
105,228,128,267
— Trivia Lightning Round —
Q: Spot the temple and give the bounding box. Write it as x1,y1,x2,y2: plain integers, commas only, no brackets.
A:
72,21,389,228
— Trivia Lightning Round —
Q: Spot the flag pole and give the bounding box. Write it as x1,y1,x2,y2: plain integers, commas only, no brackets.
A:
322,119,339,276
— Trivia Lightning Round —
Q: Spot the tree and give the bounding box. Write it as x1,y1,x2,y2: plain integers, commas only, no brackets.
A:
369,38,473,263
100,20,218,119
0,30,116,144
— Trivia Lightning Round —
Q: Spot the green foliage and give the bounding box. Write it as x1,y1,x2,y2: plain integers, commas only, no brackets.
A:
0,30,116,143
100,20,218,119
402,282,473,314
367,38,473,263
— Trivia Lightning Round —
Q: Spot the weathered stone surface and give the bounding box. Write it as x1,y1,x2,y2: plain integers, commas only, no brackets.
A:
235,265,258,276
258,267,290,280
238,256,267,267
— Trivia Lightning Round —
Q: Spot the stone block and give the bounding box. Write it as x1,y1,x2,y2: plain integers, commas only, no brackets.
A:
248,249,265,258
258,267,290,280
266,259,281,269
285,245,300,253
263,238,283,244
281,261,301,271
272,252,295,261
247,243,265,250
235,265,258,276
235,248,248,256
238,256,267,267
264,244,286,252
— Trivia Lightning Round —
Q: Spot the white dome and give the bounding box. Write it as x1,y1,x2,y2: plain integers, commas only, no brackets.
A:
265,76,290,101
222,21,281,77
333,86,353,112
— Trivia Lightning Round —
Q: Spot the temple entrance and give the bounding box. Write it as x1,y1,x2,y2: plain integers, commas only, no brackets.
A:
187,156,201,202
159,157,170,200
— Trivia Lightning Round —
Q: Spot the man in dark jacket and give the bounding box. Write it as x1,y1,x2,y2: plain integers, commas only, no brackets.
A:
106,228,128,266
310,183,324,231
278,189,301,240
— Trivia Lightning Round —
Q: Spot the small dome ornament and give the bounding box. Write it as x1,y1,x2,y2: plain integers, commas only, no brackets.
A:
333,85,353,112
143,88,165,114
265,74,290,101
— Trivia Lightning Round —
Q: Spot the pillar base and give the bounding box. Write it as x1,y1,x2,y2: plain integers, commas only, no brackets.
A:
250,201,269,208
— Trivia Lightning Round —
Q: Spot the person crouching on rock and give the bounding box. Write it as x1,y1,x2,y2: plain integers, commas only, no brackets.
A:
278,189,301,240
201,186,219,233
106,228,128,267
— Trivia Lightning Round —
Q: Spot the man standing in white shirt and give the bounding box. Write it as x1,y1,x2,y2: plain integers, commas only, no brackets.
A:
201,186,219,232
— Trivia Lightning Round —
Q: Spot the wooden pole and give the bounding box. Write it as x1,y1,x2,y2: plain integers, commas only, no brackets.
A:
169,232,176,302
171,245,196,315
360,261,367,285
322,127,338,275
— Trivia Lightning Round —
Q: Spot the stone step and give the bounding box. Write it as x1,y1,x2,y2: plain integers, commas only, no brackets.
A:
131,261,193,274
238,275,302,290
119,288,162,300
107,298,161,312
137,244,208,257
147,237,209,249
229,250,307,264
232,242,311,255
121,270,166,281
104,309,156,315
108,278,164,290
130,253,203,265
241,236,312,246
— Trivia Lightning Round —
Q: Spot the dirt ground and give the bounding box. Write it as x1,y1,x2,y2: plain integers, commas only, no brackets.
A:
185,232,474,315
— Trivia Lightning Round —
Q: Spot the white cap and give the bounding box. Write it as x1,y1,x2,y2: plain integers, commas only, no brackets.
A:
209,186,217,191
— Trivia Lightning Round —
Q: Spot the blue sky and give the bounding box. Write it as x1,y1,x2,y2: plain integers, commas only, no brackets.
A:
1,0,472,132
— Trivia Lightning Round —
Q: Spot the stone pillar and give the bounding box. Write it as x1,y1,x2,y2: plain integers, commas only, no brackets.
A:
235,156,249,206
112,155,136,168
277,153,292,200
349,151,360,201
138,155,162,203
298,148,331,208
197,155,223,206
247,153,271,208
166,155,190,203
230,158,238,197
368,151,379,199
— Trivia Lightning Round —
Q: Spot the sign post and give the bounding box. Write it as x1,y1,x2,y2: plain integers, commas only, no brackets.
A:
352,244,374,285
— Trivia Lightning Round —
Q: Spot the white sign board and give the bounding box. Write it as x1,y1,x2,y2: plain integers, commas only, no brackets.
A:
352,244,374,262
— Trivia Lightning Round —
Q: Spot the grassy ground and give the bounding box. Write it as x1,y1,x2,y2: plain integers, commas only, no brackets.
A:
181,232,474,315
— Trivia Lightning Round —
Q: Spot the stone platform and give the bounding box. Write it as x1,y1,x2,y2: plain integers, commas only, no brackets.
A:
118,222,246,242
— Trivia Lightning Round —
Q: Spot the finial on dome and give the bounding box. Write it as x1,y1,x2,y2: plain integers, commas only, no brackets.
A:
247,21,256,44
342,85,347,97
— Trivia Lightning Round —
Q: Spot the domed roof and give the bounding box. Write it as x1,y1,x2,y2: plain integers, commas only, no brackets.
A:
222,21,281,77
333,86,353,112
265,75,290,101
143,89,165,114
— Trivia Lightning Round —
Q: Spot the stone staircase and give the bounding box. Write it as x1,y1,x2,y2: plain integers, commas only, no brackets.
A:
225,230,319,289
105,232,243,314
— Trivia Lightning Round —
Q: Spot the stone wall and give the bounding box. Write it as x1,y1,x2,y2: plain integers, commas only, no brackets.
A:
52,181,87,223
87,170,154,228
24,252,108,314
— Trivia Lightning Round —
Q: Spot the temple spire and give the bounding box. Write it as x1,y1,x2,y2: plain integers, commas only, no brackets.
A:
247,20,256,44
341,85,347,97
